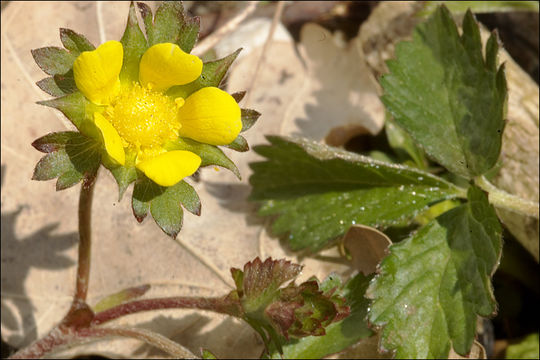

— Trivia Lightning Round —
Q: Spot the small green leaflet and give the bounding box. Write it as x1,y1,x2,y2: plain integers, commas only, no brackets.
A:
505,333,540,359
249,136,464,252
367,186,502,358
380,6,507,179
267,273,373,359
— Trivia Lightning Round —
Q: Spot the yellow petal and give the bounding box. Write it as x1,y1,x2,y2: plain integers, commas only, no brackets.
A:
94,112,125,165
137,150,201,187
139,43,203,92
73,41,123,105
177,87,242,145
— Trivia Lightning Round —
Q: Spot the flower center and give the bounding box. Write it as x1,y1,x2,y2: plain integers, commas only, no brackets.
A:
108,82,180,149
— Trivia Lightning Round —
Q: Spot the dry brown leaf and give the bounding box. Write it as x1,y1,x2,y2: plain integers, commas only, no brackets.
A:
278,22,385,145
343,225,392,276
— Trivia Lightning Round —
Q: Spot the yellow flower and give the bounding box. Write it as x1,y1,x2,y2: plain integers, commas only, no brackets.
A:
73,41,242,187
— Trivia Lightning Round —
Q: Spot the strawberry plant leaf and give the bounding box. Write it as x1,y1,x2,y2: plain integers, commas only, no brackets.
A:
367,186,502,358
380,6,507,179
249,136,464,252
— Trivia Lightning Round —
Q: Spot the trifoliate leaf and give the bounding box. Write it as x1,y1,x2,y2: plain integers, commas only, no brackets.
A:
31,46,76,76
166,137,240,179
131,177,201,238
167,49,242,99
31,132,101,190
505,333,540,359
225,135,249,152
380,6,507,179
230,258,349,355
120,1,148,83
138,1,184,46
367,186,502,358
241,108,261,133
249,136,464,252
59,28,95,55
268,273,373,359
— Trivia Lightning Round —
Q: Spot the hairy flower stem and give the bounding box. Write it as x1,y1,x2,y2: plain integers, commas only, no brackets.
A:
475,175,539,219
9,325,195,359
73,178,96,307
92,296,243,325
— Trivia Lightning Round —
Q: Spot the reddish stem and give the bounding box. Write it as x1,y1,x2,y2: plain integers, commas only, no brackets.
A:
92,295,242,325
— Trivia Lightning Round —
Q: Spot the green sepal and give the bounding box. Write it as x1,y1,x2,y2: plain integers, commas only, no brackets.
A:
367,186,502,358
31,132,101,191
36,72,77,97
249,136,464,252
36,77,66,97
177,16,200,53
37,92,89,128
380,6,507,179
225,135,249,152
165,137,241,179
138,1,185,46
167,49,242,99
31,46,76,76
241,108,261,133
119,1,148,83
101,150,138,201
232,91,246,103
59,28,95,55
132,177,201,238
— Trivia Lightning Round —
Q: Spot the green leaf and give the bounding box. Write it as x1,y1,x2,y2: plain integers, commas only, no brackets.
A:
36,71,78,97
419,1,539,17
32,132,101,190
506,333,540,359
119,1,148,83
93,284,150,313
268,273,373,359
177,16,200,53
380,6,507,179
37,92,89,128
167,49,242,99
385,115,426,169
165,138,240,179
225,135,249,152
367,186,502,358
249,136,464,252
132,177,201,238
139,1,184,46
241,108,261,132
201,349,218,359
110,165,138,201
31,46,76,76
59,28,95,55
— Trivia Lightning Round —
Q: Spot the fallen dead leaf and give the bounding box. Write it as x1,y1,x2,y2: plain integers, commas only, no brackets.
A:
343,225,392,276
